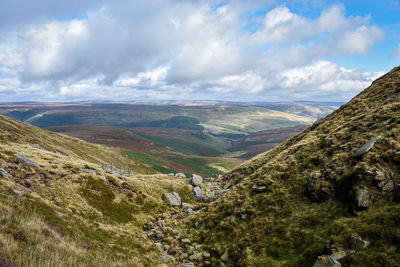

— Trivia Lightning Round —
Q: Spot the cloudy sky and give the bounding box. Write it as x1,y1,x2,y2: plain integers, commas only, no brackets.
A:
0,0,399,102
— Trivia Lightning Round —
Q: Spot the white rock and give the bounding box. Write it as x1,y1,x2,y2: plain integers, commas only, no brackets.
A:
194,186,203,199
192,174,203,186
162,192,181,206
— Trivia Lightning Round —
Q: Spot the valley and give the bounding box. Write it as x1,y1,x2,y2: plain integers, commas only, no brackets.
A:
0,102,339,177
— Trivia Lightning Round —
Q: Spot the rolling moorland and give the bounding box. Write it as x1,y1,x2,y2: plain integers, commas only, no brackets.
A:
0,103,339,176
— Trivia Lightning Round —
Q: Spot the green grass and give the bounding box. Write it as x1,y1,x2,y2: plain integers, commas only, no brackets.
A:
122,150,236,177
158,155,226,177
134,131,228,157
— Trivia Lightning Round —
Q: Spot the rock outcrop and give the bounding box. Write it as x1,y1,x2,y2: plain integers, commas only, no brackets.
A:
13,153,40,168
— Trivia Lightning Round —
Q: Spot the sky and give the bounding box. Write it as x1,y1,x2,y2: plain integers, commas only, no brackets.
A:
0,0,399,102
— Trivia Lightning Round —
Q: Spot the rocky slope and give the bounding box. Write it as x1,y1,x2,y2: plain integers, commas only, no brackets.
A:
0,114,210,266
175,67,400,266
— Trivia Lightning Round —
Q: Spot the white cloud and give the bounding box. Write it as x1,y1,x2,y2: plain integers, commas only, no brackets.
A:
0,1,389,102
337,25,384,54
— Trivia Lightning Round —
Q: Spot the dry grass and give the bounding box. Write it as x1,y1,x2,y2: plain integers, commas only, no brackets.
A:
0,114,196,266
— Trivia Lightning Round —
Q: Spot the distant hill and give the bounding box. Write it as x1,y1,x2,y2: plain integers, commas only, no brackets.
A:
180,67,400,265
0,103,318,135
229,125,308,159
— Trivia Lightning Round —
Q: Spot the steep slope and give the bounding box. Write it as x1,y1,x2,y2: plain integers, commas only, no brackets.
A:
0,114,194,266
180,67,400,266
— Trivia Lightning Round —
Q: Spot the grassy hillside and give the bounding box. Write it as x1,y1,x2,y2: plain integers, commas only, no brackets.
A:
46,125,239,176
0,114,200,266
128,127,230,157
178,67,400,266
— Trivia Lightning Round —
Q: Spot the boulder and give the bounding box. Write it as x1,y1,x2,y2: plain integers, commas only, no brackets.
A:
313,256,341,267
349,235,370,251
162,192,181,206
192,174,203,186
355,136,382,157
193,186,203,199
375,170,385,181
13,153,40,168
355,188,371,209
175,173,186,178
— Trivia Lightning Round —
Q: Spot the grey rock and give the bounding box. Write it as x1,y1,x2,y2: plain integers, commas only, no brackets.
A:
159,255,172,262
168,173,175,176
32,144,45,150
55,149,68,155
382,181,394,193
175,172,186,178
79,168,96,175
189,252,203,261
355,136,382,156
13,153,40,168
349,235,370,251
330,249,348,261
187,208,194,214
65,207,73,213
355,188,371,209
375,170,385,181
193,186,203,199
203,252,211,258
192,174,203,186
313,256,341,267
16,183,31,193
0,168,9,178
162,192,181,206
